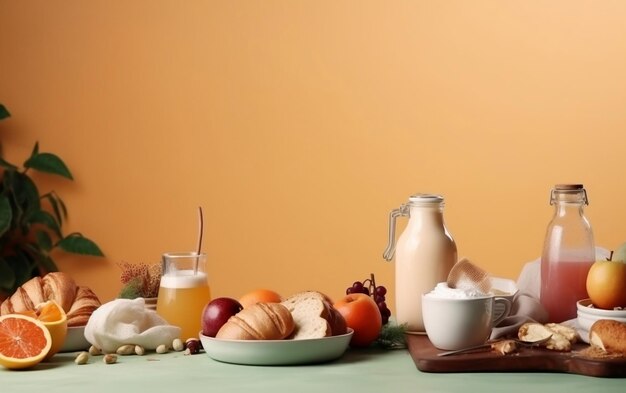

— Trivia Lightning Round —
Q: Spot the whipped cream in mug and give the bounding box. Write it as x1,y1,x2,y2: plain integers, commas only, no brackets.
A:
425,282,488,299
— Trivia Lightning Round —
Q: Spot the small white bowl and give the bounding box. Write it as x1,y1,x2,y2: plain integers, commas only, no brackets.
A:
60,326,90,352
576,298,626,332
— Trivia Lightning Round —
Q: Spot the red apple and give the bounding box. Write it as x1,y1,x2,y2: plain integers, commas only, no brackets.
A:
334,293,382,347
201,297,243,337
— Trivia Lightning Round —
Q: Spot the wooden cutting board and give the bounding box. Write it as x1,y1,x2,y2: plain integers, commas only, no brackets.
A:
406,334,626,378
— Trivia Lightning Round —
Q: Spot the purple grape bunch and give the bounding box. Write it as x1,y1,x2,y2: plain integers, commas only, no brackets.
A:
345,273,391,325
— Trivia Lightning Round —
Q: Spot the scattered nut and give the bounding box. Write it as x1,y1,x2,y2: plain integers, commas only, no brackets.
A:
74,351,89,365
103,354,118,364
172,338,184,352
89,345,102,356
134,345,145,356
156,344,169,354
185,338,200,355
116,344,135,355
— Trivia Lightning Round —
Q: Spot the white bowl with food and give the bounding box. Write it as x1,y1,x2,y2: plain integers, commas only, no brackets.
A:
61,326,90,352
200,328,353,366
576,298,626,332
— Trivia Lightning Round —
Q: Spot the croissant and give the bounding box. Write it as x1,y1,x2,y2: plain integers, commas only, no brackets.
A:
216,302,295,340
0,272,101,327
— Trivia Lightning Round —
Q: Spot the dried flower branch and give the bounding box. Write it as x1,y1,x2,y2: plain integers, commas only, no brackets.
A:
118,261,162,299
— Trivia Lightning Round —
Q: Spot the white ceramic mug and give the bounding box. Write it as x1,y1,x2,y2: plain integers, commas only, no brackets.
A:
421,294,511,351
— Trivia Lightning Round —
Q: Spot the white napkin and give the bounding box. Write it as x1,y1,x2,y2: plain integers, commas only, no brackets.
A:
490,246,610,340
490,291,548,339
85,298,181,352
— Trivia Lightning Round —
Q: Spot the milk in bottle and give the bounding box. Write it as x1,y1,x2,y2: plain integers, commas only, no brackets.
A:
383,194,457,333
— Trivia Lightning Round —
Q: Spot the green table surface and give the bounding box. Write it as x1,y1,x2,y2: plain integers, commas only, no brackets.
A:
3,347,625,393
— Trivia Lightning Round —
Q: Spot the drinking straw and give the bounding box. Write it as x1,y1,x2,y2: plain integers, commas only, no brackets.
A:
195,206,204,274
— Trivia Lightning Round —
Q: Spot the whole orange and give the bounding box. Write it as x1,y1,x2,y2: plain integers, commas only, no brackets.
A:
238,289,283,308
333,293,382,347
586,260,626,309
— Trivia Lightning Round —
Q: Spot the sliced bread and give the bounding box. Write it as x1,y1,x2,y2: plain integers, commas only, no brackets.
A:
281,291,347,339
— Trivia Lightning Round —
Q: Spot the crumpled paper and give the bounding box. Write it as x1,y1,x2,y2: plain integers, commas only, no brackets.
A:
490,246,610,339
85,298,181,352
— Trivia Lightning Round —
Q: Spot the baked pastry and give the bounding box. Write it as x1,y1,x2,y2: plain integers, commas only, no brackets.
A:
518,322,578,351
216,302,295,340
281,291,347,339
0,272,101,327
589,319,626,355
66,286,101,327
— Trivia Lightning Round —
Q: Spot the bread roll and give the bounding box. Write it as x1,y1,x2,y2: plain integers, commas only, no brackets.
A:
216,302,295,340
589,319,626,355
281,291,347,339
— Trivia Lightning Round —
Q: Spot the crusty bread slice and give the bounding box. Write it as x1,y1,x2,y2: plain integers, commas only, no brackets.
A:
281,291,333,339
282,292,331,339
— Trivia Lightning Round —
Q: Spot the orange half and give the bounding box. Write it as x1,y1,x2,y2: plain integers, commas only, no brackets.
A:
17,300,68,360
36,300,68,360
0,314,52,370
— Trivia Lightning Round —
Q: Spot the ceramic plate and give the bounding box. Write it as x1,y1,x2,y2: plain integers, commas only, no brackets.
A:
199,329,353,366
61,326,90,352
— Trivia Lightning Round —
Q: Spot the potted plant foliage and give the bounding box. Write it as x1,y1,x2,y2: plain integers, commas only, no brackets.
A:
118,261,162,309
0,103,103,298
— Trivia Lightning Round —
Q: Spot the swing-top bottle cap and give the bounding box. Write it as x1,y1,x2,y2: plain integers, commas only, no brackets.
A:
554,184,584,190
408,194,444,203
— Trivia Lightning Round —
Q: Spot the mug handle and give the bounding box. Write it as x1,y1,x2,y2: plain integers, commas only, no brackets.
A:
493,297,512,326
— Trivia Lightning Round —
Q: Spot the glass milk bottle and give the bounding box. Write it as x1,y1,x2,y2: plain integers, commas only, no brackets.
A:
540,184,595,322
383,194,457,333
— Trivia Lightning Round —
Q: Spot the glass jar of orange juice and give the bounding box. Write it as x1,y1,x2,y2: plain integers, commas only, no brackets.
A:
156,252,211,340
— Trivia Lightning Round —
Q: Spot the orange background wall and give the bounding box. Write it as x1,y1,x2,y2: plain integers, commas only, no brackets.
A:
1,1,626,308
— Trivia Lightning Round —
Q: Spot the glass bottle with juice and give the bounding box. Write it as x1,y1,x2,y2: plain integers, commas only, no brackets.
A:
540,184,595,323
156,252,211,340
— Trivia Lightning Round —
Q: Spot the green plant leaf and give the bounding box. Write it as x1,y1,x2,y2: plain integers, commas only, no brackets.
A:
30,141,39,158
0,195,11,237
7,172,41,228
0,104,9,120
28,210,62,239
35,230,53,251
24,152,73,180
1,252,36,293
0,257,16,291
57,233,104,256
37,254,58,274
41,192,67,226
